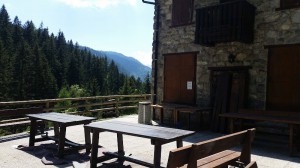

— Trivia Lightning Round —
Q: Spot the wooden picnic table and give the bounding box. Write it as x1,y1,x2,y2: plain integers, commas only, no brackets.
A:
151,103,212,129
26,112,95,158
85,120,195,168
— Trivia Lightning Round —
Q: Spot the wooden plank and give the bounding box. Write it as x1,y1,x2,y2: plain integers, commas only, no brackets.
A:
189,129,254,161
26,112,95,125
167,145,192,168
195,150,240,167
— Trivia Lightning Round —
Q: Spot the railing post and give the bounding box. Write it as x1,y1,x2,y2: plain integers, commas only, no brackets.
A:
115,97,120,116
45,102,50,112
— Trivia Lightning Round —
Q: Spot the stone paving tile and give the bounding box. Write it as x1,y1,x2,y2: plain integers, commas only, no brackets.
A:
0,114,300,168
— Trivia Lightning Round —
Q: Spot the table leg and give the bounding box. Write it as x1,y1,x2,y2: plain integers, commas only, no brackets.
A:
153,140,162,168
229,118,234,133
289,124,294,156
84,126,91,154
117,133,125,163
54,123,59,140
160,108,164,124
174,110,178,126
91,129,100,168
176,140,183,148
29,119,37,147
58,125,66,158
117,133,125,155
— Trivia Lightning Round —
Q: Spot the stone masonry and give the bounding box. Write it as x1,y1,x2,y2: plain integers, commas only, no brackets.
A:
152,0,300,109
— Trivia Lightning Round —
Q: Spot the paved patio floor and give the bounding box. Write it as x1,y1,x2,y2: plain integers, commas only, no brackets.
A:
0,115,299,168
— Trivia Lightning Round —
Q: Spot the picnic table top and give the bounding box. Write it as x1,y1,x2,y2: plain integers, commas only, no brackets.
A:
85,120,195,141
26,112,95,125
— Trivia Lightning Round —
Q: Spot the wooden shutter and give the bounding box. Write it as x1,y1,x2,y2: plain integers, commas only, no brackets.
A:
281,0,300,8
267,44,300,111
172,0,193,26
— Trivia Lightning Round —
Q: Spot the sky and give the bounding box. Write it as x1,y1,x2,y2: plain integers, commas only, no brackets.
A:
1,0,154,67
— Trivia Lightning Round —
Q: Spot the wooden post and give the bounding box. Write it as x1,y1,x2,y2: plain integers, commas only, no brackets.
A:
176,139,183,148
45,102,50,112
29,119,37,147
84,126,91,154
91,129,100,168
58,125,66,158
153,140,162,168
115,97,120,116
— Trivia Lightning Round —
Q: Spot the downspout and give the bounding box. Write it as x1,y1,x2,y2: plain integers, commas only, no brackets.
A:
142,0,159,104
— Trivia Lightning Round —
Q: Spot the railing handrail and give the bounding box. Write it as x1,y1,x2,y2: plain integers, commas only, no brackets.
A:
0,94,152,106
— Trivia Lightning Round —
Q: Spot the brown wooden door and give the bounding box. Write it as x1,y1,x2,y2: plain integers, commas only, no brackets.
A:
267,45,300,111
164,52,196,105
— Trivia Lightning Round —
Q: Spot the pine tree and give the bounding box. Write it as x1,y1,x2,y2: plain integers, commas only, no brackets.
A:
143,73,151,94
0,39,12,100
107,61,120,94
0,5,13,52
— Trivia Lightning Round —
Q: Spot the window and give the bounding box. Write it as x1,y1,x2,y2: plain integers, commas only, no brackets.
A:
280,0,300,9
172,0,194,27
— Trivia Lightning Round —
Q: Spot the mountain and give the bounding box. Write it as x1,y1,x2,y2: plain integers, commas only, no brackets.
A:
82,47,151,80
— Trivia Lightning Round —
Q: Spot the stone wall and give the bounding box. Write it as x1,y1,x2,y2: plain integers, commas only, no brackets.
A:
152,0,300,109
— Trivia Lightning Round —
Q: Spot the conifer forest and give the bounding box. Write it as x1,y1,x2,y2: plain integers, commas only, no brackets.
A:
0,5,151,101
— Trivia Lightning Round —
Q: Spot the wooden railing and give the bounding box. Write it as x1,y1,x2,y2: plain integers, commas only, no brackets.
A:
0,94,152,125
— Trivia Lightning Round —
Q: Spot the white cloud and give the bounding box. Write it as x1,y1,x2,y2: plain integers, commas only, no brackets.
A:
58,0,137,9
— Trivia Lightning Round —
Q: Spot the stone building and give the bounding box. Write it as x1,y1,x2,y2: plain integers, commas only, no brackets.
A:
147,0,300,114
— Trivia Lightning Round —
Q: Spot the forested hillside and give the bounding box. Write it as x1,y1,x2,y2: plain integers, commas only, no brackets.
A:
0,5,150,101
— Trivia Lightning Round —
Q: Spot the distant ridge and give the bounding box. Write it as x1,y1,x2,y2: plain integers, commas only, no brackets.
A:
81,47,151,80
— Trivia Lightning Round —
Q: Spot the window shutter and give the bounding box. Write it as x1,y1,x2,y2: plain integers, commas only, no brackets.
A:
172,0,193,26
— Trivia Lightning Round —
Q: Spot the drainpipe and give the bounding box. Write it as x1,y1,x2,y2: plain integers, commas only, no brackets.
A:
142,0,159,104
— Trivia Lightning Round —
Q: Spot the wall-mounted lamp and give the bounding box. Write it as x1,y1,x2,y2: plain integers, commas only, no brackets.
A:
228,53,236,63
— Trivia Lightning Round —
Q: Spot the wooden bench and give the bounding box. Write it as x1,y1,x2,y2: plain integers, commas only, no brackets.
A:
167,128,257,168
0,107,45,133
219,109,300,155
151,104,212,129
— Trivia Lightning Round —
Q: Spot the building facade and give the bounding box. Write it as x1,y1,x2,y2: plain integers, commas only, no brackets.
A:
152,0,300,112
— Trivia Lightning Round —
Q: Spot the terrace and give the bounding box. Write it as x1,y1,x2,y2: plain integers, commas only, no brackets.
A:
0,95,300,168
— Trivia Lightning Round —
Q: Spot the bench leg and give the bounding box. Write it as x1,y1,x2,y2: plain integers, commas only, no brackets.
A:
91,130,100,168
29,119,37,146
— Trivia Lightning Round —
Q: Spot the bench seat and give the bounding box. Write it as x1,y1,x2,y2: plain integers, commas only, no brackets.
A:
180,150,240,168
